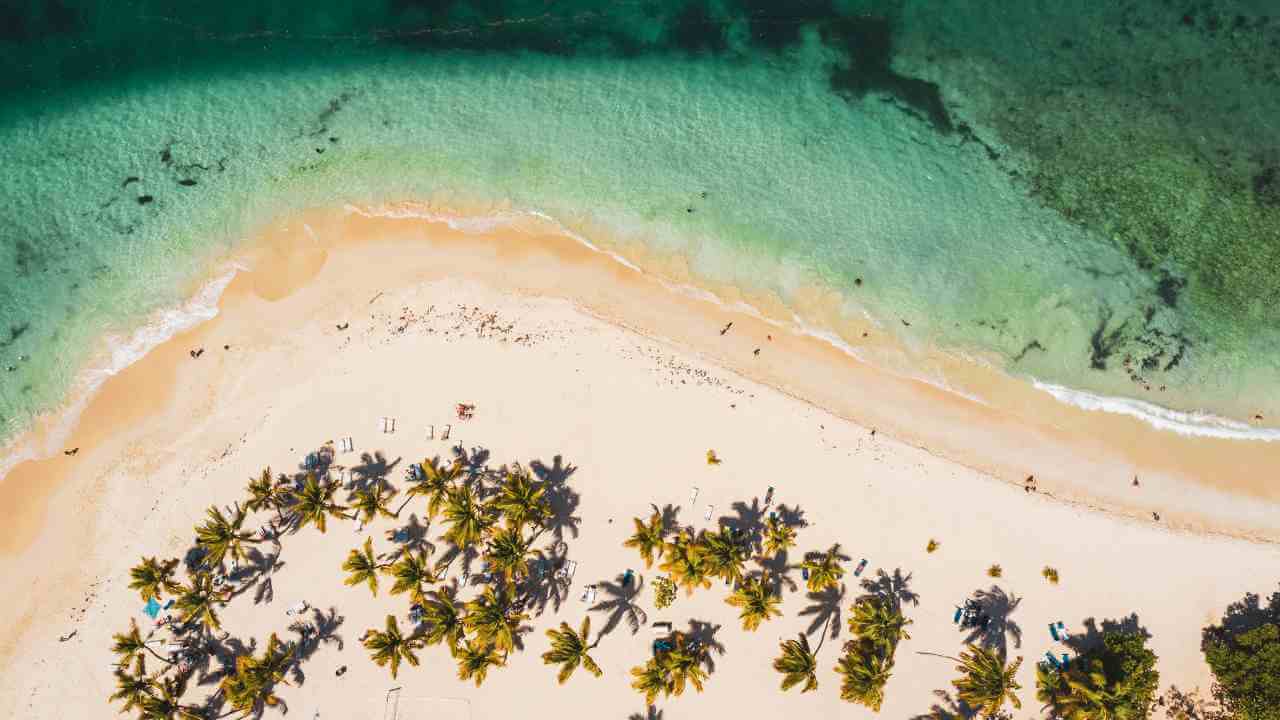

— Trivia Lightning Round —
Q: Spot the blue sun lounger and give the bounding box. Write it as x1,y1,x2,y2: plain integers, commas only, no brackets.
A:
953,607,963,624
144,598,162,619
1049,622,1061,641
854,559,868,577
1043,651,1061,670
1061,653,1071,670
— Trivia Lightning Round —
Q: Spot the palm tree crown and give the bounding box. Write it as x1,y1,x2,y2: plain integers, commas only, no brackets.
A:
349,481,397,526
385,549,438,605
659,531,711,596
194,504,256,569
763,515,798,557
491,467,549,531
175,572,225,632
699,527,750,585
464,586,528,655
421,586,466,654
837,645,894,710
455,640,503,687
128,557,181,603
773,633,819,693
342,536,384,596
725,574,783,631
624,511,667,568
952,644,1023,718
800,544,846,593
399,456,463,519
440,482,494,550
485,526,540,583
541,617,602,684
290,472,347,533
847,596,912,651
362,615,422,679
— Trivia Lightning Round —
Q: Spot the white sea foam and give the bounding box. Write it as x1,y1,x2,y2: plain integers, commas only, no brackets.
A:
1032,380,1280,441
0,266,243,481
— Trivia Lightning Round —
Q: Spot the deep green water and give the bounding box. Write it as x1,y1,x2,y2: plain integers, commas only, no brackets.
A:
2,0,1280,453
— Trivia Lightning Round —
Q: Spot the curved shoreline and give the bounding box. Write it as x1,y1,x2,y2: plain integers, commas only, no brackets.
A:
4,201,1280,555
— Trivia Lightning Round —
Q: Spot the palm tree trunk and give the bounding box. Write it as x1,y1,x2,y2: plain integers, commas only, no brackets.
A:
394,496,414,517
815,615,834,655
916,650,962,662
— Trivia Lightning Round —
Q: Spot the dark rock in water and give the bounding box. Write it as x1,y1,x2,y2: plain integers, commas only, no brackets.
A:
137,195,154,205
178,178,197,186
160,148,171,164
121,176,140,187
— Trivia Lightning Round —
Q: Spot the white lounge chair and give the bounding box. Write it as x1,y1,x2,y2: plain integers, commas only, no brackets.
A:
556,560,578,582
689,486,700,505
379,417,396,433
426,424,434,440
285,601,309,617
441,424,451,440
705,504,714,521
339,437,354,453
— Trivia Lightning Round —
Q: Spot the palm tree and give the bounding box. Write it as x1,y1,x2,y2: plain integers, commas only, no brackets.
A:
194,504,256,570
952,644,1023,718
128,557,182,603
175,572,225,632
385,549,438,605
455,639,503,687
773,633,819,693
541,617,602,684
396,456,463,518
630,658,669,705
290,472,347,533
349,480,397,527
440,482,493,551
1040,659,1134,720
763,515,797,557
623,511,667,568
658,531,711,596
109,656,154,713
219,634,295,718
244,467,290,520
342,537,385,596
464,586,528,655
699,527,750,585
363,615,422,680
421,586,466,654
725,574,782,631
484,526,541,583
660,635,708,698
492,466,549,532
112,618,170,666
139,677,202,720
847,596,912,650
836,645,893,710
800,544,846,593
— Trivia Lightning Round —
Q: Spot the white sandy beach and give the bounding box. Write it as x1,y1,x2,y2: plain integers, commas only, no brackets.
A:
1,206,1279,719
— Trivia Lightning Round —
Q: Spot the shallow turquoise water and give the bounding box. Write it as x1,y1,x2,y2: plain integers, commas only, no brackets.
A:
2,0,1279,446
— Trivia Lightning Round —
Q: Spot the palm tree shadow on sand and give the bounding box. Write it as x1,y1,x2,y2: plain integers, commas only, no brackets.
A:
1066,613,1150,654
627,706,664,720
718,497,766,552
682,619,726,673
800,584,846,642
908,688,979,719
531,455,582,543
961,585,1022,657
349,451,400,492
519,540,571,616
860,567,920,609
757,550,798,593
589,572,649,639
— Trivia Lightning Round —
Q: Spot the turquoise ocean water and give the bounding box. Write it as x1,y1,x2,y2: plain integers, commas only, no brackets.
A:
2,1,1280,458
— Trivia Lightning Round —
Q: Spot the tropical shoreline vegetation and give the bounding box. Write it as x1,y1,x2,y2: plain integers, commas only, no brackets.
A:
105,440,1280,718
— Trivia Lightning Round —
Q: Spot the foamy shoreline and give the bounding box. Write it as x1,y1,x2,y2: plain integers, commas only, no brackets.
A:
1,214,1277,719
6,202,1280,546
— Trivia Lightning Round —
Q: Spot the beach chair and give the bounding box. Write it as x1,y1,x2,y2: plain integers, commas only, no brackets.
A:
1056,621,1070,640
441,424,451,440
953,607,963,624
854,559,868,577
285,601,309,617
556,560,578,582
426,424,434,440
689,486,699,505
1044,651,1062,670
143,598,162,620
802,567,810,581
380,417,396,433
339,437,354,453
704,504,714,521
623,569,634,587
1049,623,1061,641
1061,653,1071,670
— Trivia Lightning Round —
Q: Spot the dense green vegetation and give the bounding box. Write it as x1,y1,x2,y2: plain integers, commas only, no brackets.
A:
1202,586,1280,720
